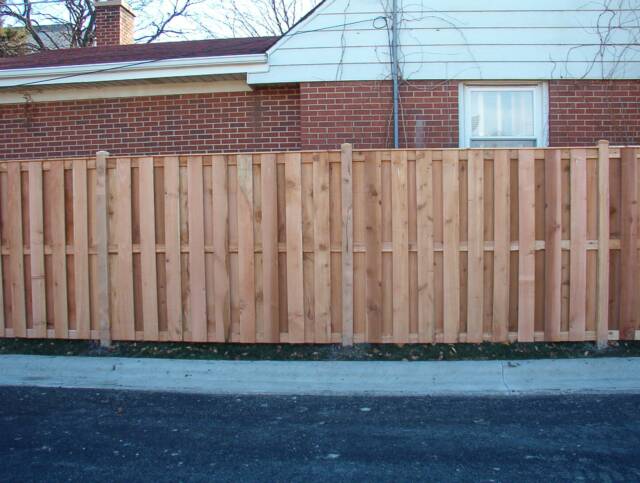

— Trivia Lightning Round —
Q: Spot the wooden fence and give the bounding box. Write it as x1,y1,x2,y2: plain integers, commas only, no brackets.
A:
0,142,638,346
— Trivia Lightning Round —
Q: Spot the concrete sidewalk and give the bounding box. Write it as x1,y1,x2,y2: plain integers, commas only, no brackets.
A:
0,355,639,396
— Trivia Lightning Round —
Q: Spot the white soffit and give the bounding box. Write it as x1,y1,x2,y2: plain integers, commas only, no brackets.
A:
0,53,269,89
0,78,253,104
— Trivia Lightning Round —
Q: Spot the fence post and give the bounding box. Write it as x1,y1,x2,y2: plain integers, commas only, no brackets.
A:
341,143,354,346
596,140,610,349
96,151,111,348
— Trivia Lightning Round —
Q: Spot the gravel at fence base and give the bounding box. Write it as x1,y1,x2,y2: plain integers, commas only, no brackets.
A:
1,339,640,361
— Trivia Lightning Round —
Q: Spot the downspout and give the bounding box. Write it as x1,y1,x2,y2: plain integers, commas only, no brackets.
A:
391,0,400,148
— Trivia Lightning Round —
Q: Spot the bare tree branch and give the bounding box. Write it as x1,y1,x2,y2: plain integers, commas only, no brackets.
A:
0,0,201,50
200,0,320,38
135,0,199,43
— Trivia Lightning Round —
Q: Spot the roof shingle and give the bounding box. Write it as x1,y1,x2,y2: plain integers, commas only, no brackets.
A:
0,36,279,71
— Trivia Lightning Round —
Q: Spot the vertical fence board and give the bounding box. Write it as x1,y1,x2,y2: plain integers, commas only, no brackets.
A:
459,157,469,335
28,162,46,338
483,158,494,337
443,151,460,343
569,149,588,341
313,152,331,343
115,158,134,340
586,158,598,333
534,158,546,335
0,167,4,336
467,150,484,343
285,152,305,343
261,153,280,343
328,153,341,336
301,155,316,342
252,162,262,342
620,147,638,340
493,150,510,342
50,162,68,339
7,163,26,337
164,157,182,341
0,177,3,336
154,164,167,336
139,157,159,341
432,158,443,338
391,150,409,343
212,156,231,342
596,141,610,347
352,160,365,339
237,154,256,343
341,144,354,346
518,150,536,342
364,152,382,343
187,156,207,342
545,150,562,341
95,152,110,346
72,160,90,339
416,150,435,343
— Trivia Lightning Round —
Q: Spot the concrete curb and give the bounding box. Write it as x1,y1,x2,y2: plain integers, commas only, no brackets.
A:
0,355,639,396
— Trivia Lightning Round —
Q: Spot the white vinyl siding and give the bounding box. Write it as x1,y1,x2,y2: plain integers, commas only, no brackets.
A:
249,0,640,83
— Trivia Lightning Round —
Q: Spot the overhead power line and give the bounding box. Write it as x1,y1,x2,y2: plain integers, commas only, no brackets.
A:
2,0,70,6
0,14,389,91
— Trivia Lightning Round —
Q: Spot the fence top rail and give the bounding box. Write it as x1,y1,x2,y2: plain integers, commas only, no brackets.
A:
1,143,638,165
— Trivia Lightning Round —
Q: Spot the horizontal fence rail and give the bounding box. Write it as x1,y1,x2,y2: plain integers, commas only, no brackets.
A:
0,142,638,346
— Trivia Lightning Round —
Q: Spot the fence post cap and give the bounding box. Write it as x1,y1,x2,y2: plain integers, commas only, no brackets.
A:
597,140,609,146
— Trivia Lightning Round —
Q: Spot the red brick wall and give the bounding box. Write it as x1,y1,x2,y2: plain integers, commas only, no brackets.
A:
300,81,459,150
2,80,639,161
548,80,640,146
0,86,300,160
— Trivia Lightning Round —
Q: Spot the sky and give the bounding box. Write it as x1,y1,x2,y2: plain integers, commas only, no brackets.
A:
2,0,322,41
172,0,322,40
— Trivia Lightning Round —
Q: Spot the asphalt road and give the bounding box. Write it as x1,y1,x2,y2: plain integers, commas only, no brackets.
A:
1,388,639,482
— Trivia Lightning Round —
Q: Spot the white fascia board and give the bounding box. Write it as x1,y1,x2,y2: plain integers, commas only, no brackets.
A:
0,53,269,88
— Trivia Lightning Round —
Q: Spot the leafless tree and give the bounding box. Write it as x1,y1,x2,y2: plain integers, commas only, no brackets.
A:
202,0,320,38
0,12,29,56
0,0,202,50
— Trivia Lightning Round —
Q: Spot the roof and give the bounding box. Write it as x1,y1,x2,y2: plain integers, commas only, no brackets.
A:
0,36,280,71
28,24,73,50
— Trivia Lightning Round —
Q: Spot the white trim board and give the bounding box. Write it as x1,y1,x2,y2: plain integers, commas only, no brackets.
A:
0,54,268,89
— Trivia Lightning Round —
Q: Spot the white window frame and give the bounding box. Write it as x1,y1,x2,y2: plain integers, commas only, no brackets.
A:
459,82,549,148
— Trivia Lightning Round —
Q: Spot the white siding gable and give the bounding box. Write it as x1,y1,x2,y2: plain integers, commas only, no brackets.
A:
248,0,640,83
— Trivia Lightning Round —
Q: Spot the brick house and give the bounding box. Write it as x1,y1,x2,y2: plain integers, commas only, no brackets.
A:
0,0,639,160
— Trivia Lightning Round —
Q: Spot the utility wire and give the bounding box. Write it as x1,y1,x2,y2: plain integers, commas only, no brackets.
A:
0,14,388,90
2,0,69,6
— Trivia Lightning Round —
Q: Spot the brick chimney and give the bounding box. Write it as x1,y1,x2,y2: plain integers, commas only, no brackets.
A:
94,0,135,46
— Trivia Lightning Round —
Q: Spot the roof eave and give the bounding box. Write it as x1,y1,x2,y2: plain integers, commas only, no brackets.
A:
0,53,269,88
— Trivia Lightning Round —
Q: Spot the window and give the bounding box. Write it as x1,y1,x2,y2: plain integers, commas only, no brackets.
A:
460,83,548,148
